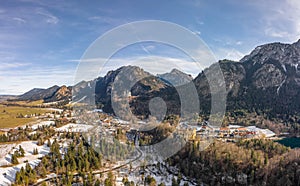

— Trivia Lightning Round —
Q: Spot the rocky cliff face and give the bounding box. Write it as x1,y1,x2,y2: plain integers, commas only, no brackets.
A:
215,40,300,115
93,65,168,113
45,85,72,102
241,40,300,89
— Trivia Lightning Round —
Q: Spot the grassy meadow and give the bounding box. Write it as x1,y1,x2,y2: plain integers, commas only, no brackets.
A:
0,104,49,128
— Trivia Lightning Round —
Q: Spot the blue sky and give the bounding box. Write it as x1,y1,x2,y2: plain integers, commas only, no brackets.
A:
1,0,300,94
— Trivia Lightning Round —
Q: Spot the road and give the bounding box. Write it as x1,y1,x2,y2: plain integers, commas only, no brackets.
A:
33,147,143,186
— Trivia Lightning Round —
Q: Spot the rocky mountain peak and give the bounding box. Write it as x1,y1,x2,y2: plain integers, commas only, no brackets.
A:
56,85,70,95
103,65,149,84
291,39,300,51
293,39,300,45
240,40,300,67
158,68,193,86
170,68,183,74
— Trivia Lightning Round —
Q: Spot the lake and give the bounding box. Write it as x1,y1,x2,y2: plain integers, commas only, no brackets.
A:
276,137,300,148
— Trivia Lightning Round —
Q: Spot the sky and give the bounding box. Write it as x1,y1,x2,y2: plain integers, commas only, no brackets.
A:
1,0,300,94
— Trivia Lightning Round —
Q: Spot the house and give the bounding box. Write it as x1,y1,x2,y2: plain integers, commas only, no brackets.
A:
219,127,230,137
234,127,248,137
259,129,276,138
228,125,242,133
246,126,276,138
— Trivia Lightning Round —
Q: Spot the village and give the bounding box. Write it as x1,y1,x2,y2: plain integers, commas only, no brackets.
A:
0,107,278,185
186,122,276,142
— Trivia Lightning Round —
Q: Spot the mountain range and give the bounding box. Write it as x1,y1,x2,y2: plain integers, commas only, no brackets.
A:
9,39,300,118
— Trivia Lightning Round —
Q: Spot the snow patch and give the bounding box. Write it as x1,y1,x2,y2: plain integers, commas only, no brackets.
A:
55,123,94,133
277,78,286,94
291,63,299,70
281,64,287,72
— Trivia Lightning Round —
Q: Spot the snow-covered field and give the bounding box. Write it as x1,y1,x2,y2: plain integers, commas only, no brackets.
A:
46,108,63,113
17,120,55,130
0,141,50,185
0,121,94,185
55,123,94,133
30,120,55,130
122,164,197,186
0,144,17,166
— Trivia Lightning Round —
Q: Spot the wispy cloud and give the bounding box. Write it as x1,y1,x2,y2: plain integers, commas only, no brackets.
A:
236,41,243,45
264,28,289,38
88,16,107,21
88,15,131,26
12,17,26,23
140,44,156,55
195,18,204,26
248,0,300,41
215,48,245,61
0,62,31,70
69,55,203,80
36,9,59,24
0,65,76,95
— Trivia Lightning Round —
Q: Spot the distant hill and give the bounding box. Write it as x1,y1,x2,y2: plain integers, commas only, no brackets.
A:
15,85,72,103
17,86,60,101
0,95,18,102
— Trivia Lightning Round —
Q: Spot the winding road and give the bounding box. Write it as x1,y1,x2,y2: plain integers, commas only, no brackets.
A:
33,147,143,186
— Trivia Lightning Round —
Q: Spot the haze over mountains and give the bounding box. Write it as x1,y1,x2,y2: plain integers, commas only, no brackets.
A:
10,39,300,118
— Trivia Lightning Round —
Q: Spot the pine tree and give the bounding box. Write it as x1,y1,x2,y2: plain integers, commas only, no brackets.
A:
177,173,182,185
25,163,32,174
94,179,101,186
47,139,51,147
84,158,90,172
15,171,22,184
87,171,93,185
33,148,38,155
104,178,112,186
70,157,76,172
24,176,29,186
264,153,269,165
104,171,115,186
11,153,19,164
19,145,25,157
37,138,44,146
172,177,179,186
